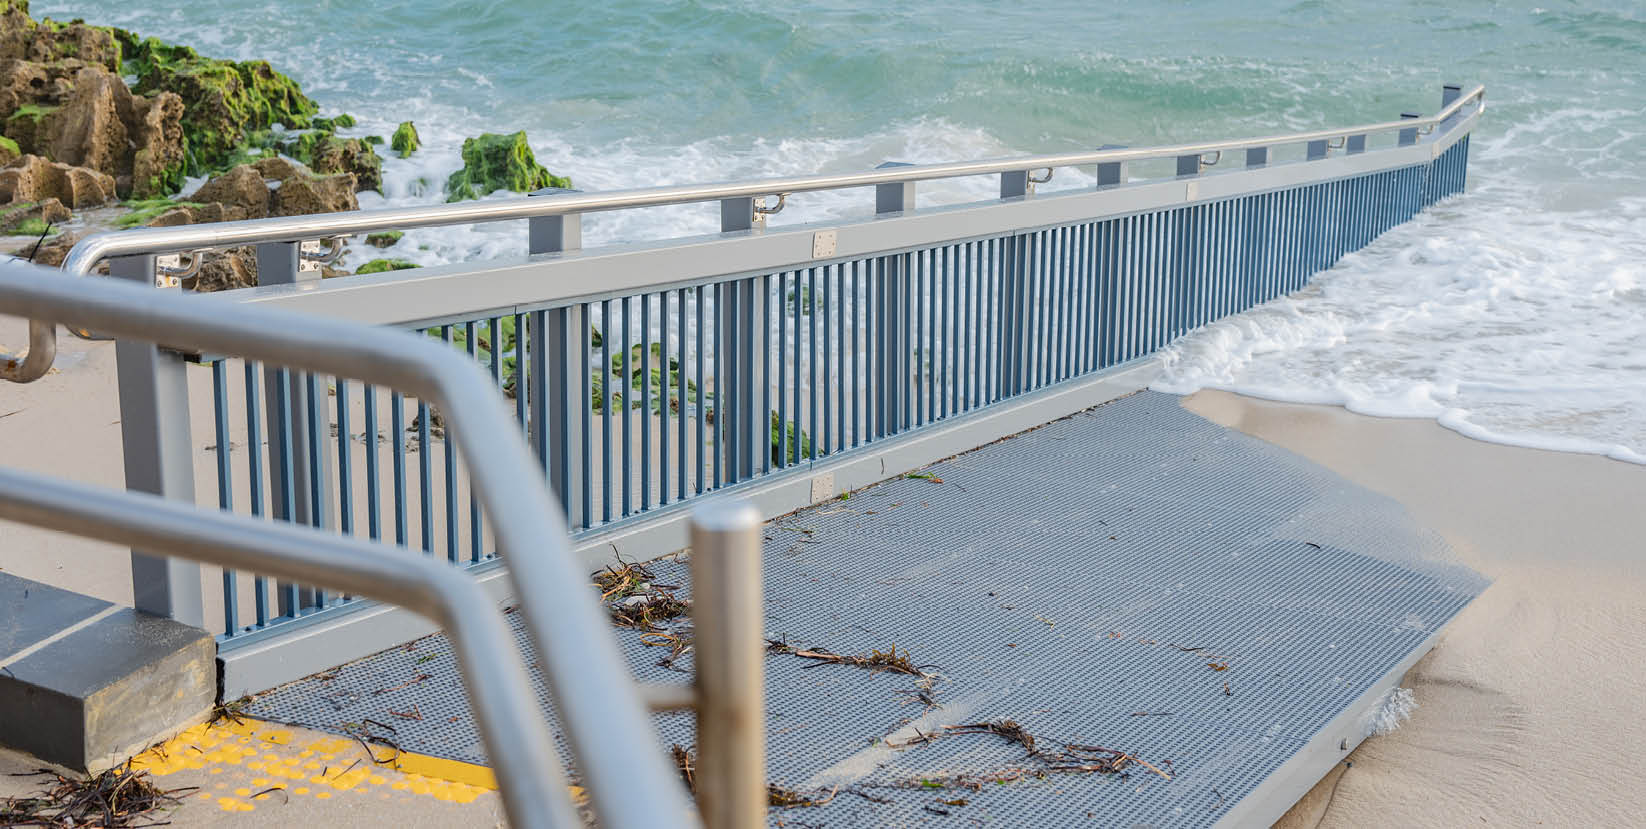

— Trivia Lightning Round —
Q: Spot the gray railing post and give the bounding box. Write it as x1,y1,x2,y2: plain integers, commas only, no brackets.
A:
690,499,764,829
257,241,333,614
1172,155,1202,338
527,188,585,523
875,163,914,435
1440,83,1462,131
111,254,204,627
718,198,763,480
1346,134,1367,154
1398,112,1421,146
1245,147,1268,167
1175,154,1201,177
1305,139,1329,161
1095,144,1126,188
997,170,1030,396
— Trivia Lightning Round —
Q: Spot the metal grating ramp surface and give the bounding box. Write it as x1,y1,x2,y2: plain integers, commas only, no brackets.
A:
246,391,1487,827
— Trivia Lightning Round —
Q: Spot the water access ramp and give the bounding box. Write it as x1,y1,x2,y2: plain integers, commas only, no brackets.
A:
246,391,1486,826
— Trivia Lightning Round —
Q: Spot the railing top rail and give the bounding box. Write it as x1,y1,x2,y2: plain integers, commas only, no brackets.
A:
0,257,698,829
57,84,1484,277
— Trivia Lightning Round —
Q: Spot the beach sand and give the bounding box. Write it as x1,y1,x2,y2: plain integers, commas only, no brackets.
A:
1185,391,1646,827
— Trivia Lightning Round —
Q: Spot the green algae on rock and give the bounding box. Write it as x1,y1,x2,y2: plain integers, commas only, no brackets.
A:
390,121,420,158
444,131,569,202
365,230,402,248
280,129,381,192
121,33,317,175
356,257,418,274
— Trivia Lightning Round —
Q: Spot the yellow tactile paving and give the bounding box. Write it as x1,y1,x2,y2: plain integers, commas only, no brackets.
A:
129,718,496,814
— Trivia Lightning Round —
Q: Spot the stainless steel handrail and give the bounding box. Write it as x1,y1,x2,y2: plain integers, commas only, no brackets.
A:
56,85,1485,274
0,467,577,829
0,84,1482,384
0,257,697,828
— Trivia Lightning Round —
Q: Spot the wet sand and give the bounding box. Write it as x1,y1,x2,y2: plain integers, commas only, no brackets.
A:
1183,390,1646,827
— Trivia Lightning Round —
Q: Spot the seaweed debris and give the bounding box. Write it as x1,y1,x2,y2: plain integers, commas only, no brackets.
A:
0,767,189,828
671,745,839,809
765,639,932,678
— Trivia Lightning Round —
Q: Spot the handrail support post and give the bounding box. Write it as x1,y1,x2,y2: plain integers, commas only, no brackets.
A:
528,188,585,521
719,198,764,481
111,253,204,628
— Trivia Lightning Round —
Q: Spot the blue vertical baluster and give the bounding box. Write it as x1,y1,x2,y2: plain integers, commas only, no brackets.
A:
808,268,818,460
391,390,408,548
695,286,705,495
761,275,772,473
773,274,786,467
791,272,802,464
822,265,832,455
851,262,861,448
641,295,652,512
707,287,720,490
335,378,353,539
272,369,299,616
581,303,594,529
304,372,325,610
442,326,458,562
677,290,687,500
622,297,633,514
211,361,237,637
242,361,268,628
660,292,671,504
600,300,612,522
364,383,381,542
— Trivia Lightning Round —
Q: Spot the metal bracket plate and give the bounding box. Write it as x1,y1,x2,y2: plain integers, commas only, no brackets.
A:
811,230,837,259
154,254,182,289
299,240,326,273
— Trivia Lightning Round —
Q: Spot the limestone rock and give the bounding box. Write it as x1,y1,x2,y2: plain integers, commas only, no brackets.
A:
271,171,356,217
25,21,120,72
445,131,569,202
304,134,380,192
0,195,66,231
186,245,257,292
128,90,184,198
39,65,134,175
0,154,114,206
186,164,269,218
251,155,304,181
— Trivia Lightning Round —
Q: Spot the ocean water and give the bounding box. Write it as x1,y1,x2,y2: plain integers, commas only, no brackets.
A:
37,0,1646,462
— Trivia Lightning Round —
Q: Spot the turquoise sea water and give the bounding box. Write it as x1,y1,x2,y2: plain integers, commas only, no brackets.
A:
37,0,1646,460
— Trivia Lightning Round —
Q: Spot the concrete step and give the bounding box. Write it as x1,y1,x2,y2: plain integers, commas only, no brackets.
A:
0,571,213,772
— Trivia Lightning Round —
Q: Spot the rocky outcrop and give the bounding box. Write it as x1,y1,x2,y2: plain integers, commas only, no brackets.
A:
445,131,569,202
272,170,356,216
293,132,380,192
123,35,317,174
120,160,358,291
128,90,184,198
188,246,257,292
0,3,118,71
0,153,113,206
390,121,419,157
0,59,185,198
0,195,66,231
185,163,268,218
365,230,402,248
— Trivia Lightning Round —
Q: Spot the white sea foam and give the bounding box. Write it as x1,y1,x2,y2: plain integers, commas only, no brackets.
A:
1156,116,1646,465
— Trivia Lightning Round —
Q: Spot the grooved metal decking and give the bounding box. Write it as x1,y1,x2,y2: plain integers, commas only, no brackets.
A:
245,391,1487,826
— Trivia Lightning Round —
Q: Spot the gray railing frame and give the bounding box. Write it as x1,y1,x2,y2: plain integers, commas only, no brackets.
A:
0,260,700,829
2,83,1479,735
